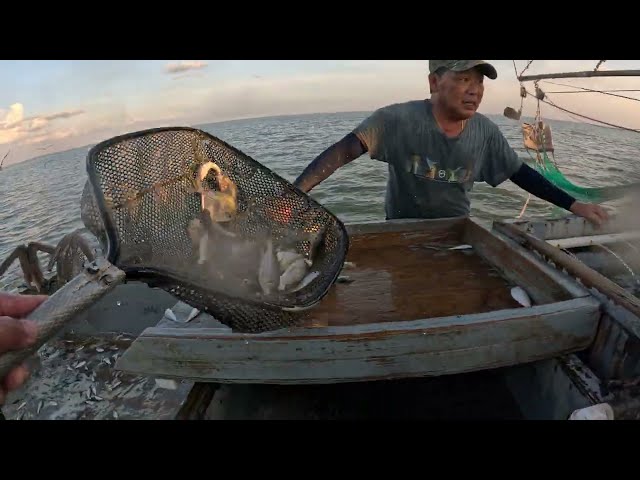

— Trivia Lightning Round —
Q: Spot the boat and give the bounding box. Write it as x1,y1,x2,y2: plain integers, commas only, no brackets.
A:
114,215,600,385
5,214,640,419
2,204,638,417
5,61,640,418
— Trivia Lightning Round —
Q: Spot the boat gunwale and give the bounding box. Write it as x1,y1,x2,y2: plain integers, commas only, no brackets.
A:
114,295,601,383
114,215,604,383
137,295,601,340
135,215,595,340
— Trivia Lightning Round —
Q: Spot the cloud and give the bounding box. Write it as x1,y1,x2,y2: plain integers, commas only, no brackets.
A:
0,103,85,145
3,103,24,125
164,61,208,74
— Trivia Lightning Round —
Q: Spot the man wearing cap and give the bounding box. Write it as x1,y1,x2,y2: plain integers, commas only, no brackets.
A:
292,60,609,226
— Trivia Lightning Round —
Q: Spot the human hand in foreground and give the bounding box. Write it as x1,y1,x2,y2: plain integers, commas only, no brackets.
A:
0,292,44,405
570,201,610,228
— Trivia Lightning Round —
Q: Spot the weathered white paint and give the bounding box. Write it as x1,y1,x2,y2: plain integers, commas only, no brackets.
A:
547,231,640,250
115,296,601,384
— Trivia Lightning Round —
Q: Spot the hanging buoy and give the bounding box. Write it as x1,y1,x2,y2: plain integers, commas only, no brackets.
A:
504,106,522,120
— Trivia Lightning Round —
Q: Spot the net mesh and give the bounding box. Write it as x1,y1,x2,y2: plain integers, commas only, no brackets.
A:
81,127,349,333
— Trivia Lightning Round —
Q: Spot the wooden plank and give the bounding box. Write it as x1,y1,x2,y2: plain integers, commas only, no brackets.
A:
115,296,600,384
547,231,640,249
501,215,632,241
174,383,219,420
464,219,581,304
345,216,467,237
504,354,605,420
496,222,640,319
519,69,640,82
487,227,591,300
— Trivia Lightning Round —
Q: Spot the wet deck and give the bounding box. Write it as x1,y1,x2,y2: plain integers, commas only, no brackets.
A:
304,230,523,327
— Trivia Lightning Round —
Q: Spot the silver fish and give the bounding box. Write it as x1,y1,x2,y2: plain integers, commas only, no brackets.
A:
292,270,320,292
511,286,532,307
198,231,210,265
258,239,279,295
279,257,309,291
277,250,304,271
187,218,209,265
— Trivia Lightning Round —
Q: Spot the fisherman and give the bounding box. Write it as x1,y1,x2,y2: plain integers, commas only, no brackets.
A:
0,292,42,407
292,60,610,227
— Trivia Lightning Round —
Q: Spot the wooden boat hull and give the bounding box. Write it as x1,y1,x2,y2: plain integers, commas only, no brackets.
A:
494,215,640,384
116,297,599,384
115,216,601,384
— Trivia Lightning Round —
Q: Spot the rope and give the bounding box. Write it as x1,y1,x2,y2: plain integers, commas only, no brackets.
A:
524,87,640,134
518,60,535,78
542,80,640,103
516,193,531,218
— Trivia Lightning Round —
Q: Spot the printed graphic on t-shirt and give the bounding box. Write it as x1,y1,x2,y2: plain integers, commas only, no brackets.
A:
409,154,473,184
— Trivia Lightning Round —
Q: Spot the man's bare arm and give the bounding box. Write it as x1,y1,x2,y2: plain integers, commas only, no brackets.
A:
293,133,367,193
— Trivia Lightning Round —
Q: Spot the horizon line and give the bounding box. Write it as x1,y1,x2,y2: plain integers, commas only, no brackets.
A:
4,108,615,167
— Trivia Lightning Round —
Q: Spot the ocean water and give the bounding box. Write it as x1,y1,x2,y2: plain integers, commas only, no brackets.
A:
1,110,639,292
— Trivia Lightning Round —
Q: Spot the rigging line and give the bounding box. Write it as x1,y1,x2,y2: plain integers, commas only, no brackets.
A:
544,81,640,93
519,60,534,78
545,90,640,95
523,88,640,133
541,80,640,103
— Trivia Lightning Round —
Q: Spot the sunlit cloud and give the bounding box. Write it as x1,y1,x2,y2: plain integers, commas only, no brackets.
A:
0,103,85,145
164,61,208,74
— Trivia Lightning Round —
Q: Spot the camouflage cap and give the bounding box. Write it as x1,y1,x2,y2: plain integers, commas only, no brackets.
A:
429,60,498,80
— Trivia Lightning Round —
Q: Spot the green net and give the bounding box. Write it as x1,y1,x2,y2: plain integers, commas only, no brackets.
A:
528,151,640,203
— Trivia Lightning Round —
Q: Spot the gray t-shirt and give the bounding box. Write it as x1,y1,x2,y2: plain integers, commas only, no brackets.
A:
353,99,523,219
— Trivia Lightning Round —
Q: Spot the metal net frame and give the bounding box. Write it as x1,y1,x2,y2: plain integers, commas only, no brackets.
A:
80,126,349,333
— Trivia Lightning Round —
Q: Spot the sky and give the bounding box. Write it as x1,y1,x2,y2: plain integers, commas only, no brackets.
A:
2,59,640,165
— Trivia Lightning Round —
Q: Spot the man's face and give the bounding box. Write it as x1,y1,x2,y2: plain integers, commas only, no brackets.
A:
430,67,485,120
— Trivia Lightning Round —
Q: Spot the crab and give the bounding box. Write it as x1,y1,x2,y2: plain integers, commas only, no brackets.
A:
0,229,102,295
0,138,242,296
0,181,105,295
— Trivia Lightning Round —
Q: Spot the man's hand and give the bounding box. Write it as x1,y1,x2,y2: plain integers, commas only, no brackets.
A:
0,293,45,405
570,201,610,228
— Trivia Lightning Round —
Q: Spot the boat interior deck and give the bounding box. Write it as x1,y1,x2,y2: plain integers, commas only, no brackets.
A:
290,217,578,328
303,230,522,327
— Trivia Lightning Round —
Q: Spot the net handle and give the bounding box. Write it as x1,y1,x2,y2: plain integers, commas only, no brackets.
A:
0,259,126,380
